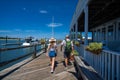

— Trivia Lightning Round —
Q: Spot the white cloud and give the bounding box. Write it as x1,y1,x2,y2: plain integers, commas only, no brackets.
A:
40,10,48,14
47,23,63,27
0,30,11,33
25,30,36,32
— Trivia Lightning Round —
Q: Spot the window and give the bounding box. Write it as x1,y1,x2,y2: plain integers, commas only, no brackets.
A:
108,25,113,36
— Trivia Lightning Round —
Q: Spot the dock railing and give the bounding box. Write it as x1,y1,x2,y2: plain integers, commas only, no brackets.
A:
0,43,46,67
75,44,120,80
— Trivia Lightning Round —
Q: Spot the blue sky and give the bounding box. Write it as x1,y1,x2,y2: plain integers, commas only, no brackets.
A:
0,0,78,39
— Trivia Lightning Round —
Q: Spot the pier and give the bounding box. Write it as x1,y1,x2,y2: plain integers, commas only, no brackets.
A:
0,46,78,80
0,0,120,80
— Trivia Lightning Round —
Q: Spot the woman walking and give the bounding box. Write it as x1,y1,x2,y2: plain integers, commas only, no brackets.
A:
46,38,57,73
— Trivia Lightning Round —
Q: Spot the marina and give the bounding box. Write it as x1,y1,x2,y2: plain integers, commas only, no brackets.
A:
0,0,120,80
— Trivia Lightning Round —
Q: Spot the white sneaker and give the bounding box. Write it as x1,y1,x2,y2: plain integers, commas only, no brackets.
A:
50,69,54,73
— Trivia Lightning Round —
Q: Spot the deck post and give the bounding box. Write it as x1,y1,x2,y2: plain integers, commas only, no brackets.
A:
84,5,88,45
32,45,37,59
108,54,111,80
112,55,115,80
45,41,47,53
83,5,88,60
116,56,120,80
106,26,108,46
105,53,108,80
75,22,78,40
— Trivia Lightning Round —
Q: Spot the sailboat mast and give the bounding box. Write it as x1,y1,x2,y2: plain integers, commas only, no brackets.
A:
52,16,54,38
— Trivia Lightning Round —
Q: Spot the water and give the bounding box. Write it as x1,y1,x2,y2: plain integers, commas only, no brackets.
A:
0,40,41,71
0,39,23,48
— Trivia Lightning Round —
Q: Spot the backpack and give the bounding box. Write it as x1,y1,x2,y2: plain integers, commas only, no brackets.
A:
65,40,72,53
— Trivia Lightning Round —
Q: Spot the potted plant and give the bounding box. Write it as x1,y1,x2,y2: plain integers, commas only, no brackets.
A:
74,41,80,47
86,42,103,54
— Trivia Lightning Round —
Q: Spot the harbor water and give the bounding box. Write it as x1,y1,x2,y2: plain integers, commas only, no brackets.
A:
0,40,41,71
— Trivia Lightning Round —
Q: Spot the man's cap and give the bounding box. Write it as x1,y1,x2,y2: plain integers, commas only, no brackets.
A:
66,35,69,38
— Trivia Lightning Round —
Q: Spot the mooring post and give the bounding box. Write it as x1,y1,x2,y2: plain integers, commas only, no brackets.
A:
18,38,21,45
6,36,8,44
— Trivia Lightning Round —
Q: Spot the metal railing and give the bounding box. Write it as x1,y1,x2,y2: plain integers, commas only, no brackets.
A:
75,44,120,80
0,44,46,67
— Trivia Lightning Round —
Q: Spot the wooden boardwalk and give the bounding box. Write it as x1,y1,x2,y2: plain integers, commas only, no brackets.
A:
0,49,78,80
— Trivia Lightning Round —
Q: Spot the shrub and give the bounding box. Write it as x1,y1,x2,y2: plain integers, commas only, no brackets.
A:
86,42,102,54
74,41,80,47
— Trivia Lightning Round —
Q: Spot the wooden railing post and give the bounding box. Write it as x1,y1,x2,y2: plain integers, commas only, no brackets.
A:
44,42,47,53
32,45,37,59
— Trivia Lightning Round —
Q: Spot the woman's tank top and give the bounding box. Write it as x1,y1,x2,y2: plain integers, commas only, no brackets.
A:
49,44,56,51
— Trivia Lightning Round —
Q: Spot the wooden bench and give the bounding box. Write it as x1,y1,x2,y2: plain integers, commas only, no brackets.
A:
74,56,103,80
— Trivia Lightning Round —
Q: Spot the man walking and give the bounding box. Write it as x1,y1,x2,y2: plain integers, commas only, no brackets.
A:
61,35,74,69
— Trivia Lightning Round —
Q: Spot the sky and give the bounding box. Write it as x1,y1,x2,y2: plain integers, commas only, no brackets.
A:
0,0,78,39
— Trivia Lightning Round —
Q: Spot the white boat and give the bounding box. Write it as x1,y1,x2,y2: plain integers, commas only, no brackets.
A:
22,42,30,46
22,37,33,46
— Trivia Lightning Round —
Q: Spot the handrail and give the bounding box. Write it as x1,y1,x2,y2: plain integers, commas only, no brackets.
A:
0,43,46,68
103,49,120,56
74,56,103,80
1,43,22,46
0,43,41,52
75,44,120,80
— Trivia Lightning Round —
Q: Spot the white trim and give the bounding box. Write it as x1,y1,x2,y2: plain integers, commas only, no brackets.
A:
84,5,88,45
75,22,78,40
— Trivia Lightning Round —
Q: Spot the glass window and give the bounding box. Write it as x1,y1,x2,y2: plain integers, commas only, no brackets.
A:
108,25,113,36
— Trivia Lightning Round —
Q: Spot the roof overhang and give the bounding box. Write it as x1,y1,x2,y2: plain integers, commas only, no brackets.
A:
78,0,120,32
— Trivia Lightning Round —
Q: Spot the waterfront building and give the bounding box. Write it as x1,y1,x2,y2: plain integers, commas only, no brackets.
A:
70,0,120,80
